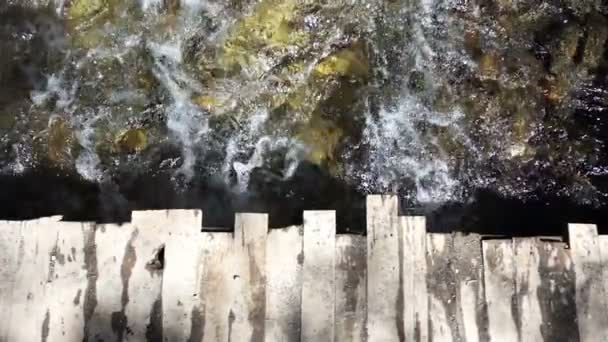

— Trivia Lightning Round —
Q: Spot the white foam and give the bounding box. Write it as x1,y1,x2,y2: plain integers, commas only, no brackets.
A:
351,93,466,202
140,0,163,12
30,73,76,109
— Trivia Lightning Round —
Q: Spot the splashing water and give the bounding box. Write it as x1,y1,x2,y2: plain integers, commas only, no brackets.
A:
1,0,607,207
350,95,467,202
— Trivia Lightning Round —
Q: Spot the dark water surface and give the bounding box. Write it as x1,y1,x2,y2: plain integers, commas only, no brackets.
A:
2,164,608,237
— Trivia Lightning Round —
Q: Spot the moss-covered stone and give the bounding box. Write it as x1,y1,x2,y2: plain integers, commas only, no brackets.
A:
464,22,482,58
216,0,309,76
478,52,501,80
182,0,371,173
540,76,569,104
66,0,141,49
581,14,608,73
43,117,79,168
549,24,582,76
314,44,370,80
193,95,224,113
296,116,343,166
115,128,148,154
67,0,107,23
136,69,160,92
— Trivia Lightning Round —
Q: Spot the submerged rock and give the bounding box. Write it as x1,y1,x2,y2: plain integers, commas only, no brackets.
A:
580,14,608,74
478,52,501,80
296,116,343,167
66,0,143,49
548,23,583,77
186,0,372,169
193,95,224,113
314,45,370,80
272,43,369,168
31,116,80,169
215,0,308,77
68,0,107,22
115,128,148,154
66,0,111,48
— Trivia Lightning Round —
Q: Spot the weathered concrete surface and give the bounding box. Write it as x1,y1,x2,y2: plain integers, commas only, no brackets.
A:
427,233,489,342
514,238,579,342
0,220,26,341
366,195,402,342
198,230,233,341
482,240,518,342
1,198,608,342
199,213,267,342
401,216,427,342
534,240,578,342
568,223,608,342
1,217,63,342
158,210,203,342
301,211,335,342
335,235,366,342
265,225,303,342
513,238,543,342
45,222,88,342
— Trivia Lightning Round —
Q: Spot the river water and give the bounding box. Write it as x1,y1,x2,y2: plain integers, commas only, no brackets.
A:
1,0,607,232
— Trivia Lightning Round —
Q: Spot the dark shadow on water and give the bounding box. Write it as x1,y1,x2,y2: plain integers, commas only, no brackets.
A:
424,189,608,237
1,164,608,237
0,163,365,232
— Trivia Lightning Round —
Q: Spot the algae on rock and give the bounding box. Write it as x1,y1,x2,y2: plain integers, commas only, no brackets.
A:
67,0,143,49
115,128,148,154
216,0,309,77
186,0,372,170
32,116,81,168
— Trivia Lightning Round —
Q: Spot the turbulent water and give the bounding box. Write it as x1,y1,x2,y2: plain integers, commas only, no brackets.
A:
1,0,608,215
